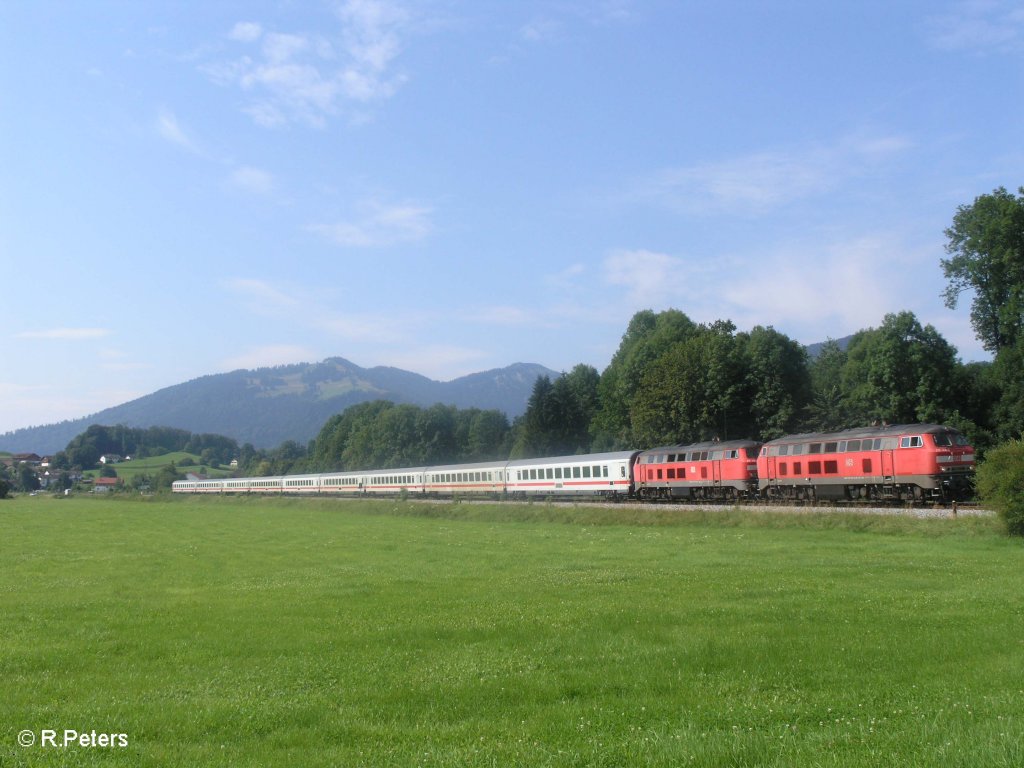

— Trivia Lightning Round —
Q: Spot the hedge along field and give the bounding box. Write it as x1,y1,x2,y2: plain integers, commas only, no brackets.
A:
1,496,1022,767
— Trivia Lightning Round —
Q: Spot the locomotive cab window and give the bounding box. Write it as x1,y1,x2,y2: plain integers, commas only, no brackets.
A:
900,436,924,448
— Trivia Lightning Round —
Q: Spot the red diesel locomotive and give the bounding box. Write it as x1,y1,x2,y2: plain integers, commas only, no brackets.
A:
757,423,975,502
634,439,761,500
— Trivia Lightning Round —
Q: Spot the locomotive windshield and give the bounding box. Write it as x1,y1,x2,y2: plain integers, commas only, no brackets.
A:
932,432,970,447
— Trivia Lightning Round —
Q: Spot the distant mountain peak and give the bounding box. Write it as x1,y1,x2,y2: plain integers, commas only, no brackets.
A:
0,358,560,454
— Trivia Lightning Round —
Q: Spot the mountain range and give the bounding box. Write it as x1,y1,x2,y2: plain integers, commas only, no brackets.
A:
0,358,559,455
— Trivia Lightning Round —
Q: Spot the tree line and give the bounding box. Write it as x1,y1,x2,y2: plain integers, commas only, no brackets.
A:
50,425,239,471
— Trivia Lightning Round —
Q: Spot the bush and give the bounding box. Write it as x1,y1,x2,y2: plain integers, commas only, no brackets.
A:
976,439,1024,536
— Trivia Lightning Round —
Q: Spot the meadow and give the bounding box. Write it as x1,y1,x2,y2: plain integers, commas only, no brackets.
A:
1,494,1021,767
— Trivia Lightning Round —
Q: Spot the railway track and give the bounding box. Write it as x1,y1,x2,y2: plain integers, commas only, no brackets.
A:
415,495,993,518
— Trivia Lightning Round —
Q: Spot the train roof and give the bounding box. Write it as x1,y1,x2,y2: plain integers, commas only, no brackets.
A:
638,439,760,455
506,450,638,468
425,459,509,472
762,423,963,445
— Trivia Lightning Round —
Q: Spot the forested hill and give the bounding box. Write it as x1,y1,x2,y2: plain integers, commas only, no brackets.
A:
0,358,558,454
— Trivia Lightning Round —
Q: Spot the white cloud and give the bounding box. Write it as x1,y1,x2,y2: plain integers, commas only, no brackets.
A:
15,327,111,340
228,165,274,194
225,276,410,344
635,134,912,215
521,18,561,43
207,0,411,127
719,237,907,333
470,305,550,327
925,1,1024,53
225,278,302,313
602,249,689,305
310,200,432,247
595,232,977,355
229,22,263,43
155,108,198,152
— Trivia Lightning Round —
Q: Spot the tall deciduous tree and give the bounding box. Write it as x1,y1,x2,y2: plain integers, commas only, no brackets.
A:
740,325,811,439
806,339,851,432
591,309,697,447
841,312,960,425
942,186,1024,353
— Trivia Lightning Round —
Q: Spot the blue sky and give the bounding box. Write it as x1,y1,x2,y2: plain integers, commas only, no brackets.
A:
2,1,1023,434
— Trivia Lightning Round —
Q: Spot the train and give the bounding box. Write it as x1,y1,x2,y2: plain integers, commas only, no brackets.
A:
172,422,975,503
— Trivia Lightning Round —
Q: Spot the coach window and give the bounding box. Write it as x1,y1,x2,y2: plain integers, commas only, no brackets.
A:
582,466,591,478
603,466,609,477
573,467,581,478
545,468,552,479
554,467,562,479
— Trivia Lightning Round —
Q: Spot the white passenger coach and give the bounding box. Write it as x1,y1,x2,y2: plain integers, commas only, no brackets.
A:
172,451,639,500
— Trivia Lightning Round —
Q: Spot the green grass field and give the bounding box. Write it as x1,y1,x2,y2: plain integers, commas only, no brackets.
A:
1,495,1021,767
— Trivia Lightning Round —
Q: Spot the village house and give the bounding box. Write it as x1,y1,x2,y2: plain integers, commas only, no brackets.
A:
92,477,122,493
